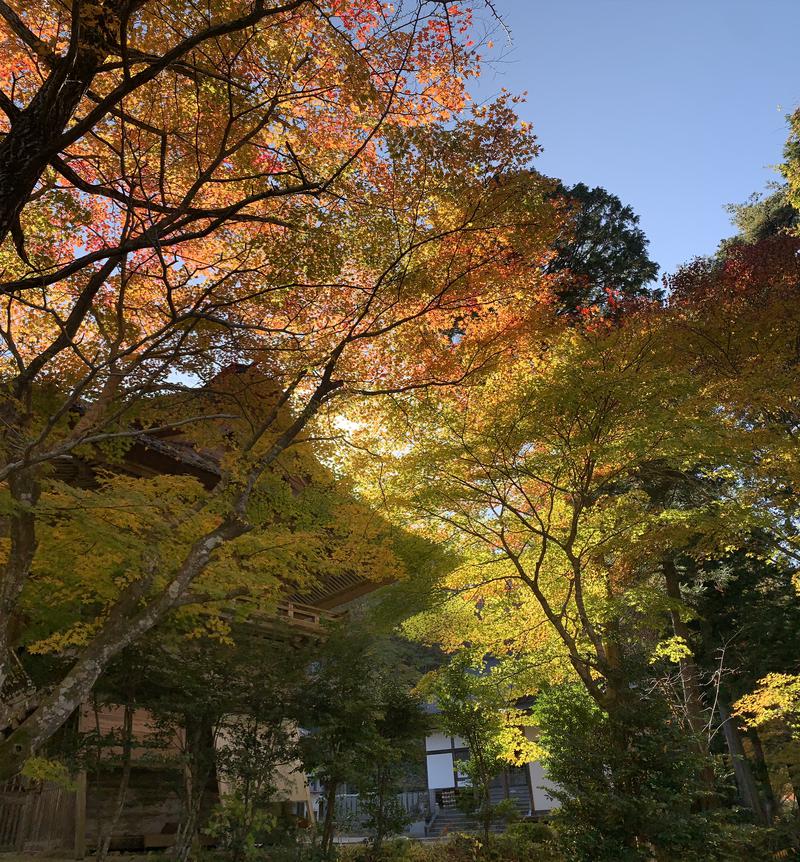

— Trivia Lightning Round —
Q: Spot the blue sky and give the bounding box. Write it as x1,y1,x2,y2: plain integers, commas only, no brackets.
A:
472,0,800,278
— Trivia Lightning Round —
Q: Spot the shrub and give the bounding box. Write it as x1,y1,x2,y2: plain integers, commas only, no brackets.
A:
531,682,780,862
533,683,713,861
338,832,562,862
490,799,520,826
504,820,555,844
206,797,277,862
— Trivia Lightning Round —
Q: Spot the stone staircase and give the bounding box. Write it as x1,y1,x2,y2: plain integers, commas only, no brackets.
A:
426,808,489,838
489,785,530,814
426,787,530,838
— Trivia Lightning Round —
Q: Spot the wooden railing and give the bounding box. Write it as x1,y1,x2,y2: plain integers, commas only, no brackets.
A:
274,601,344,631
329,791,430,827
232,600,344,637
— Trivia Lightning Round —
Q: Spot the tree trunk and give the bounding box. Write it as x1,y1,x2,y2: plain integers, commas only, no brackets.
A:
373,769,386,852
174,715,215,862
747,727,776,822
774,723,800,815
321,781,338,856
96,702,134,861
0,1,126,247
663,561,707,736
0,468,40,693
174,799,202,862
717,696,770,825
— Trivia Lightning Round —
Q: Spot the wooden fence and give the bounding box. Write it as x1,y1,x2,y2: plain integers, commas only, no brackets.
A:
0,776,76,853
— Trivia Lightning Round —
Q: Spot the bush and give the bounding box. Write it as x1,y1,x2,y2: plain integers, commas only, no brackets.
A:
491,826,561,862
206,797,277,862
490,798,520,826
531,682,780,862
504,820,555,844
337,831,562,862
204,838,330,862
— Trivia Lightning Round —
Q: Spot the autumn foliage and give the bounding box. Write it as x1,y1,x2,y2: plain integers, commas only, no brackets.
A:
2,4,800,857
0,0,568,779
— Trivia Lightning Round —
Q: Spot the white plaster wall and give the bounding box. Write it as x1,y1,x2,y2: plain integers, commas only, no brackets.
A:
523,726,560,811
425,731,451,752
527,759,560,811
426,752,455,789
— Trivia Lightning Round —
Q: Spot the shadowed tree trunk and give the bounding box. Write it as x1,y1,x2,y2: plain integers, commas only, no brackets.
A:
0,467,40,695
96,702,135,861
174,714,217,862
321,781,338,856
747,727,777,821
718,695,770,825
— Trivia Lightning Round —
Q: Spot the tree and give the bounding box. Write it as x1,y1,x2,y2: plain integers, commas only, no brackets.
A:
665,233,800,560
531,681,771,862
295,625,430,855
346,285,800,848
353,678,429,854
364,315,717,707
782,109,800,217
736,673,800,814
88,624,311,861
425,654,534,842
82,651,145,862
660,232,800,830
0,0,478,252
689,549,800,820
721,186,799,249
0,0,566,777
0,368,417,777
339,145,800,855
375,227,800,720
546,182,660,315
210,656,305,862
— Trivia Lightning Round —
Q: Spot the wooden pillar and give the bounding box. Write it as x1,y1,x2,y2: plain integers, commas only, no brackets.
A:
74,770,87,860
523,728,536,815
524,761,535,815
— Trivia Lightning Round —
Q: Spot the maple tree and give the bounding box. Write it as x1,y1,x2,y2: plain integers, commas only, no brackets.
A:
382,229,800,693
665,233,800,555
360,313,717,704
664,232,800,823
0,0,568,780
0,0,472,254
347,224,800,841
711,122,800,808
